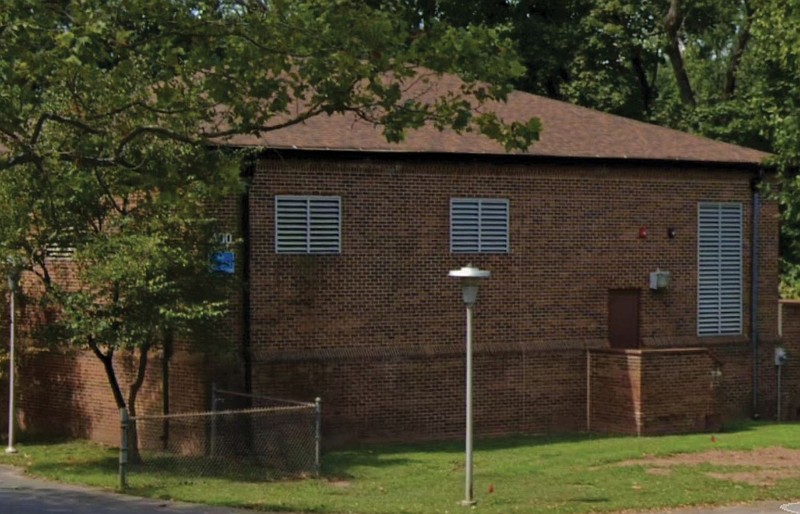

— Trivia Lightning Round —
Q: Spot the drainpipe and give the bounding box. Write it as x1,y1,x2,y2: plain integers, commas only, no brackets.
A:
241,159,255,397
751,169,764,419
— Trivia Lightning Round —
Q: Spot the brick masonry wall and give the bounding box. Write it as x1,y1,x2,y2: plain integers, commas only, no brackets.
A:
249,156,779,442
775,302,800,420
590,348,721,436
4,153,782,446
588,351,641,435
254,349,586,446
639,349,718,435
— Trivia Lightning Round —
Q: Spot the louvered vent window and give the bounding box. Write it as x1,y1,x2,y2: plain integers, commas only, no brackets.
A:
698,202,743,336
275,196,341,254
450,198,509,253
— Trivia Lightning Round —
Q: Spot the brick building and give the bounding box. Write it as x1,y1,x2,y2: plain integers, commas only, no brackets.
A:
8,74,798,446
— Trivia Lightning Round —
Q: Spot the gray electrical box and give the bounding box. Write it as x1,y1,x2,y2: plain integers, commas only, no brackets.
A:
649,270,671,290
775,347,788,366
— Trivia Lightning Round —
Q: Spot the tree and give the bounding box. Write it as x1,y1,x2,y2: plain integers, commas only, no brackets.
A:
747,0,800,297
0,0,539,459
407,0,763,141
370,0,593,99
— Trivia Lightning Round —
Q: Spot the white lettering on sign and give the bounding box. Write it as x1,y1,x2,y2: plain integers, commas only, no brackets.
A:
214,233,233,246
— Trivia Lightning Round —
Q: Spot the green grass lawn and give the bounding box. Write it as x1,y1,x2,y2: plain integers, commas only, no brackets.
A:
2,422,800,513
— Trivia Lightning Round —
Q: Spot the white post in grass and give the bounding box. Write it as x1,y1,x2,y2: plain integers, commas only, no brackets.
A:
448,264,490,507
6,261,20,454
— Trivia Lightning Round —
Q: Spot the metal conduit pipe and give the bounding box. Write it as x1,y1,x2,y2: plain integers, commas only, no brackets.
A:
751,169,764,419
241,159,255,396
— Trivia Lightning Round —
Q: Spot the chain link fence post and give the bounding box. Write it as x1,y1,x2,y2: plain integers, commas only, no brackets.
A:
314,397,322,477
119,407,129,490
210,382,218,457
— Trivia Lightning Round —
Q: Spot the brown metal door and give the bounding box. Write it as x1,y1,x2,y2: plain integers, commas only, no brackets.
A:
608,289,640,349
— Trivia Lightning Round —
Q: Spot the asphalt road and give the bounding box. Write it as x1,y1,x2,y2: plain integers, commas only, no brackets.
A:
0,464,796,514
0,465,255,514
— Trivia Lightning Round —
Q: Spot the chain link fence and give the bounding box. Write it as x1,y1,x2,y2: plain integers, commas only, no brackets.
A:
119,387,320,488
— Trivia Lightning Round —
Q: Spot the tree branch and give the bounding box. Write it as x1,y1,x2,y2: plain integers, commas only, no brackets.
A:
115,126,198,159
30,113,102,146
200,105,326,138
93,168,124,215
0,153,38,171
57,152,138,170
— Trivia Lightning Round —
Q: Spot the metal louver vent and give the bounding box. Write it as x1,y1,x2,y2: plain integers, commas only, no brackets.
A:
45,228,77,260
697,202,742,336
275,196,340,254
450,198,509,253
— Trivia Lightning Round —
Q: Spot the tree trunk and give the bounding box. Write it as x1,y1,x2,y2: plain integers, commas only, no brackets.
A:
630,44,654,117
125,342,151,465
89,339,126,410
664,0,696,107
723,1,754,100
89,338,151,464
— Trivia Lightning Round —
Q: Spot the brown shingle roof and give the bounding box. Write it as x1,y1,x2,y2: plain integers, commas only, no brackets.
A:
224,73,769,165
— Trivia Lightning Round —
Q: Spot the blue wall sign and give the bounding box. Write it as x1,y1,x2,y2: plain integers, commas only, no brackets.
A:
210,251,235,274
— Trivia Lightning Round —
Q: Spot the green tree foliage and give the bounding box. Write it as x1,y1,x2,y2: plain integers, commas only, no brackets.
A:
376,0,592,98
381,1,768,145
749,0,800,297
0,0,539,455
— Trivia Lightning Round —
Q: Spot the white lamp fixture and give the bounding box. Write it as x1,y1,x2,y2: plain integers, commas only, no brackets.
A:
448,264,490,507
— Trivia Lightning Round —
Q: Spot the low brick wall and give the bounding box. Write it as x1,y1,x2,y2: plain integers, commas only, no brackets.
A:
640,349,720,434
17,349,213,446
777,301,800,420
588,348,719,436
252,348,587,447
587,350,641,435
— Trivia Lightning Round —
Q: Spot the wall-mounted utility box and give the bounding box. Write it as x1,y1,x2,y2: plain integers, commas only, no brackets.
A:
649,270,671,290
775,346,788,366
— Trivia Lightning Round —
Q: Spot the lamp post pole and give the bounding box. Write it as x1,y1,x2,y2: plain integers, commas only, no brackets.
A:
449,264,490,507
6,265,19,454
464,301,474,505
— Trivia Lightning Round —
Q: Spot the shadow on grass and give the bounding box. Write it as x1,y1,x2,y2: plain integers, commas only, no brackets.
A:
718,419,767,434
27,456,118,478
334,431,611,457
129,454,309,484
321,432,609,478
321,420,774,477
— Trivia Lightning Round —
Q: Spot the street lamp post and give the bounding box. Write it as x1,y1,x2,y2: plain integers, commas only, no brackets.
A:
6,263,20,454
449,264,490,507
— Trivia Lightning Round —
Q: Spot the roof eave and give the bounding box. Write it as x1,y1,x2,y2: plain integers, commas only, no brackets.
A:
233,145,773,173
